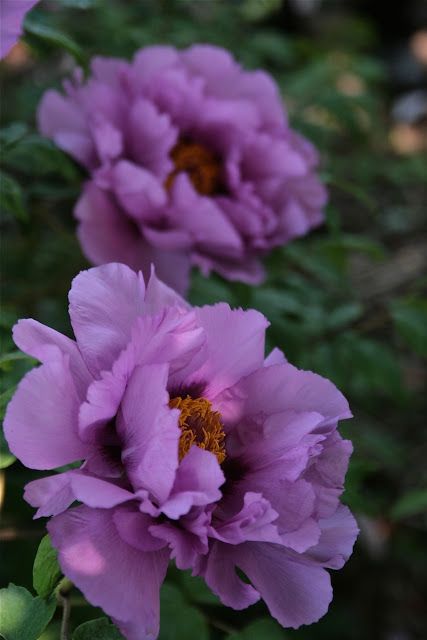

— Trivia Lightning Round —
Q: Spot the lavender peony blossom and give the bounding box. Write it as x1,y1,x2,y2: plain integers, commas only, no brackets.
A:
37,45,327,293
0,0,39,59
4,263,357,639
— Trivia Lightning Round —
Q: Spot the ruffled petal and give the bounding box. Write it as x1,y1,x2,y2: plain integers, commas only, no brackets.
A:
13,318,92,400
49,506,169,640
79,308,203,442
112,160,167,221
150,508,210,570
75,182,191,295
216,362,351,427
128,98,177,177
235,542,333,628
69,263,146,375
186,303,268,398
117,363,180,503
169,174,243,256
37,91,95,168
113,505,166,552
160,446,224,519
24,472,76,519
4,356,88,470
198,541,260,609
25,471,134,517
306,505,359,569
212,492,281,545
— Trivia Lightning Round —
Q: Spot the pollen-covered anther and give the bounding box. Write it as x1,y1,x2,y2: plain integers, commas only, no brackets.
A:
165,139,223,195
169,395,227,464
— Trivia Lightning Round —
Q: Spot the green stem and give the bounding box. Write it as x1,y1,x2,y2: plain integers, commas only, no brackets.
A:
58,580,73,640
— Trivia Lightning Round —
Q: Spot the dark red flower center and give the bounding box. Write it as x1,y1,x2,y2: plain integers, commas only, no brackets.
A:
166,139,223,195
169,395,226,463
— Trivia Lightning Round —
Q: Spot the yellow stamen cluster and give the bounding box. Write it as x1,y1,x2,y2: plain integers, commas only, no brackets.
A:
165,139,222,195
169,395,226,464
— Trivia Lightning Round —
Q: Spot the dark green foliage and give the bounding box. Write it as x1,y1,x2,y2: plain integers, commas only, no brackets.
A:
1,1,426,638
0,584,56,640
33,535,63,599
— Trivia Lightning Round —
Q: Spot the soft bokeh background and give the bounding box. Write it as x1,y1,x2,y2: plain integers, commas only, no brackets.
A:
1,1,426,638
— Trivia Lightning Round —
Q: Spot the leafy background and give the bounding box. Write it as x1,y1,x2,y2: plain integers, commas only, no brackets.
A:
1,0,426,639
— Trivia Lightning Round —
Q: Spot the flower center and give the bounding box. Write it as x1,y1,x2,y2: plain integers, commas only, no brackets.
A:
165,138,223,195
169,395,226,464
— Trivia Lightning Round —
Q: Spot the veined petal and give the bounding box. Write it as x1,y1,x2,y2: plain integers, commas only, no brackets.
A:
4,356,88,470
117,363,180,503
49,506,169,640
235,542,333,628
69,263,146,375
13,318,92,400
186,303,268,398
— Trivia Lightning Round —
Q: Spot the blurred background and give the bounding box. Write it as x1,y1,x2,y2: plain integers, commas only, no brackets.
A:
1,1,426,639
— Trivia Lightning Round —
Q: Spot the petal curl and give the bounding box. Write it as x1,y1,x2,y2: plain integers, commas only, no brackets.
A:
4,356,88,470
49,506,169,640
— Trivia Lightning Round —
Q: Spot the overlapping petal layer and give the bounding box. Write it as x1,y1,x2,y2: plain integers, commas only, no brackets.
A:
4,264,357,638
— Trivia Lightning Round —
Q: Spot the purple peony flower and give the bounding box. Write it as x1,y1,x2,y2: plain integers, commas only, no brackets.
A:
4,263,357,640
0,0,39,59
37,45,327,293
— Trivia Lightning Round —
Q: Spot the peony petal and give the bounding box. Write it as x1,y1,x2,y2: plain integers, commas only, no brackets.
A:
79,307,203,441
69,474,134,509
69,262,146,375
144,266,190,312
187,303,268,398
236,542,333,628
117,363,180,503
4,356,88,470
216,362,351,427
0,0,39,59
307,505,359,569
75,182,191,295
91,115,123,162
264,347,286,366
24,472,76,519
37,91,91,165
212,492,281,545
112,160,167,220
113,506,166,552
128,98,177,176
160,446,225,519
24,471,134,517
13,318,92,400
132,46,179,84
198,541,260,609
150,508,210,570
169,174,243,255
49,506,169,640
304,432,353,519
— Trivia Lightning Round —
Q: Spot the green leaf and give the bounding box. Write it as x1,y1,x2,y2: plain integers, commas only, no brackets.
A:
0,427,15,469
24,20,87,66
390,489,427,520
0,584,56,640
33,536,63,599
390,297,427,357
0,352,36,371
0,387,15,419
0,172,28,222
228,618,286,639
0,388,16,469
0,123,28,151
4,135,81,182
176,570,220,605
57,0,100,7
159,584,209,640
72,617,124,640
